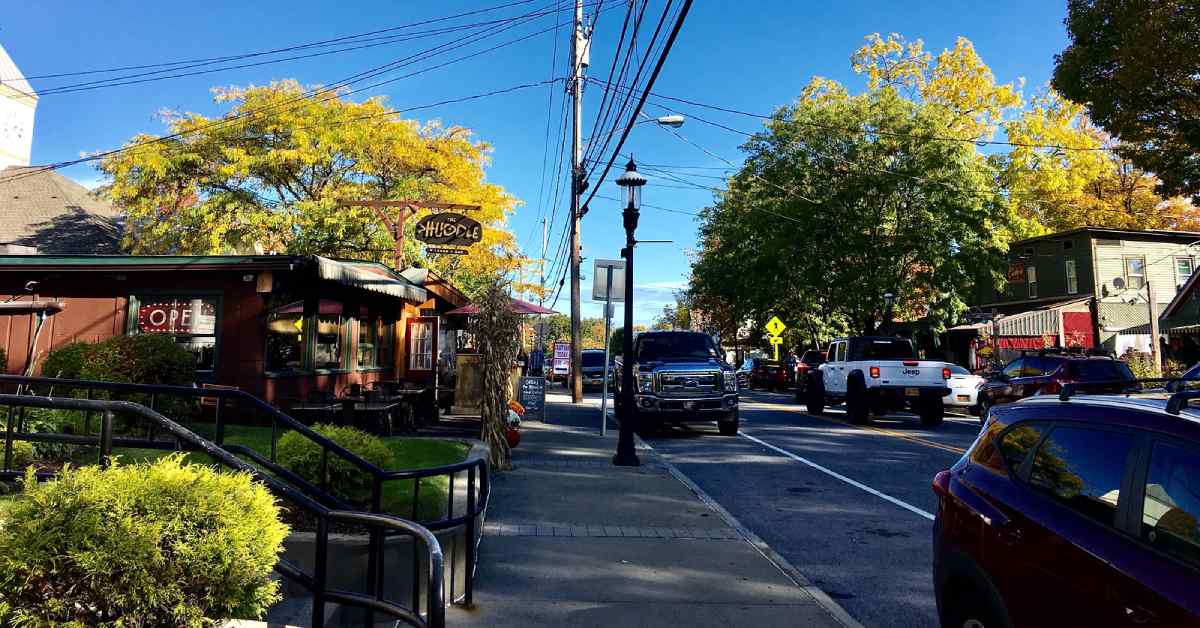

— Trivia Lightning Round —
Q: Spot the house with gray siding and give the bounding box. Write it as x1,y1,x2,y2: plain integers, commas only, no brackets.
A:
973,227,1200,356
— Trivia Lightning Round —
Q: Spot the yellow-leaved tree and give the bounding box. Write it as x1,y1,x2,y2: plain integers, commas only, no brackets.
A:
99,81,535,296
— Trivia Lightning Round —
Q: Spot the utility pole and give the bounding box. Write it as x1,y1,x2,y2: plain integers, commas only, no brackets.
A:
1148,280,1162,375
568,0,588,403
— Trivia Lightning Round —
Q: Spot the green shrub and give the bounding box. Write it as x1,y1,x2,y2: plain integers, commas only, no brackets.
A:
80,334,196,386
1,441,34,470
40,341,91,379
0,456,287,627
277,424,392,505
1122,349,1158,379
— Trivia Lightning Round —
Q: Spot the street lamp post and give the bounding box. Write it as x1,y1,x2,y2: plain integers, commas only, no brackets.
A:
614,158,646,467
881,291,895,335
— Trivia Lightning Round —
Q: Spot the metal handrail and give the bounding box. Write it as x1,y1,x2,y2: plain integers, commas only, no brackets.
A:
0,374,491,607
0,393,445,628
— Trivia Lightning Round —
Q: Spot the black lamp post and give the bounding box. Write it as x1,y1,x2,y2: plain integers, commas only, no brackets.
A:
614,158,646,467
881,291,895,334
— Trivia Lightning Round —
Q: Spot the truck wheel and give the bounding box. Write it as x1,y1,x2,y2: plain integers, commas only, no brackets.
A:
805,373,825,415
846,373,870,425
919,400,945,427
718,409,739,436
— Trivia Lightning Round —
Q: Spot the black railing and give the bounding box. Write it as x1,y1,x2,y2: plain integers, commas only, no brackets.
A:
0,374,490,610
0,393,444,628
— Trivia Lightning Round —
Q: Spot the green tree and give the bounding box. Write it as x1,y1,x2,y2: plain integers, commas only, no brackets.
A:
691,86,1007,336
1053,0,1200,201
99,81,531,296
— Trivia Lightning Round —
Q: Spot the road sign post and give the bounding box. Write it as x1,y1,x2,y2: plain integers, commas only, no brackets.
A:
764,316,787,361
593,260,625,435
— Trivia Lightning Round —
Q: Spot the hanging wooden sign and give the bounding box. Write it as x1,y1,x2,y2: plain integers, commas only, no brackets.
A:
426,246,469,256
414,213,483,247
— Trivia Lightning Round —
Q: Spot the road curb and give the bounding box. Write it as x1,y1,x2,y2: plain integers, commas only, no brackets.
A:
635,433,867,628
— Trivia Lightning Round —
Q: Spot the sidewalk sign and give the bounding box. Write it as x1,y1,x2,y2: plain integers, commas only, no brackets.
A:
593,259,625,436
518,376,545,422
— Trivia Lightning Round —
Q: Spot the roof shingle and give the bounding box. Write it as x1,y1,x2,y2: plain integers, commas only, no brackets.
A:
0,166,121,254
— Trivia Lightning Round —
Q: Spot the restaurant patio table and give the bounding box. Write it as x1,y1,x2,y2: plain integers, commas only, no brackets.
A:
285,401,340,424
339,398,410,435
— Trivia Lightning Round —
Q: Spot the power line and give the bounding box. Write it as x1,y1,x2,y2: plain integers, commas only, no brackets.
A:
1,1,598,188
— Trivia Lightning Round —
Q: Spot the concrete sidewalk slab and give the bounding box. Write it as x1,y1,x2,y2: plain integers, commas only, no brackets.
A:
446,396,850,628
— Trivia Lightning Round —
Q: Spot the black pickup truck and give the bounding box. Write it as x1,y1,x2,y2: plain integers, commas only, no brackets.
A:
613,330,739,435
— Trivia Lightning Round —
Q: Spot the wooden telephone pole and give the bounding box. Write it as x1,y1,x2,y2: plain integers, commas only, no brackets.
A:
340,200,480,269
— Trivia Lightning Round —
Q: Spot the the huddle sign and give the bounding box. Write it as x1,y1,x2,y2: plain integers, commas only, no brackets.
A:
414,213,483,247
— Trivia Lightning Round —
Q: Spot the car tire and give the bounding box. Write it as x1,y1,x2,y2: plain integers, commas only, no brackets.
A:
805,373,825,415
940,584,1012,628
846,373,870,425
976,394,991,425
718,409,739,436
919,399,945,427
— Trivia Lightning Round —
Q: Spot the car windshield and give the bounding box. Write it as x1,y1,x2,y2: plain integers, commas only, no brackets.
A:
801,351,824,364
581,352,605,367
948,364,970,376
637,333,718,361
1071,360,1135,381
851,339,915,360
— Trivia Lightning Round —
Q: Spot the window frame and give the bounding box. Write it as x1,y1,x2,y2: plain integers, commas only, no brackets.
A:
406,316,438,373
1065,259,1078,295
1027,265,1038,298
1175,257,1195,290
356,314,381,371
312,304,349,373
1125,434,1200,571
263,302,311,377
1125,255,1148,291
126,291,222,375
1013,420,1144,534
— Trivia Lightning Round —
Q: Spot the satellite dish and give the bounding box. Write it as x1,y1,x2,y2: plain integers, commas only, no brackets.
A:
1112,277,1126,291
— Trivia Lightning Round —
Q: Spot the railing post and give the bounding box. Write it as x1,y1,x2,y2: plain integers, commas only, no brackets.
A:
427,537,446,628
270,416,278,463
99,410,114,469
312,516,328,628
3,404,15,472
84,388,93,435
365,476,384,626
215,397,226,446
465,465,477,606
320,448,329,492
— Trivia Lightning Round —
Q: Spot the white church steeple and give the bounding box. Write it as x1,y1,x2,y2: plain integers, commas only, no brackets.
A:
0,43,38,169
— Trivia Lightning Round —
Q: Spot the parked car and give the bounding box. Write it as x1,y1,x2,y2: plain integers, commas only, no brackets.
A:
736,357,762,389
579,349,608,390
932,388,1200,627
749,359,790,391
804,336,950,426
977,351,1136,420
613,330,739,435
792,350,827,400
943,364,985,414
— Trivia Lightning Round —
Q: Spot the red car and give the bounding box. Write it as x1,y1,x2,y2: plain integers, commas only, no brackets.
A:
749,359,789,391
792,350,826,400
933,387,1200,627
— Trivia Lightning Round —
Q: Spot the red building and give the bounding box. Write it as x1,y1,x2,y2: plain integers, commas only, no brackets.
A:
0,255,467,403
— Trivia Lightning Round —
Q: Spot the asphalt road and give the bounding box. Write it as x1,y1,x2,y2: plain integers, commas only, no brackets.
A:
639,389,986,628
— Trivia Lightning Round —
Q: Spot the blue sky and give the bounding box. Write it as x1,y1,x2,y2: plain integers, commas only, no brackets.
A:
3,1,1070,324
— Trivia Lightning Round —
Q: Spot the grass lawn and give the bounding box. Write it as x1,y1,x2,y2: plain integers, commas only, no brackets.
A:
84,423,471,523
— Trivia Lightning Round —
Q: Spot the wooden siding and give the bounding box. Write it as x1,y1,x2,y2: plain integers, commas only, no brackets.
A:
1091,237,1195,306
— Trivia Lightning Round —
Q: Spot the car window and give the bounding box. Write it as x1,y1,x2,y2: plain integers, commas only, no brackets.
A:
1028,426,1135,527
801,350,824,364
850,338,915,361
1069,360,1135,382
948,364,970,376
636,333,719,361
997,422,1047,474
827,343,838,362
1141,441,1200,569
831,342,845,363
582,352,605,367
1003,358,1024,378
1020,357,1056,377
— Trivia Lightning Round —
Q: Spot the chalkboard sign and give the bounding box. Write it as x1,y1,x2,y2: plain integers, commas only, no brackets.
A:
518,376,546,421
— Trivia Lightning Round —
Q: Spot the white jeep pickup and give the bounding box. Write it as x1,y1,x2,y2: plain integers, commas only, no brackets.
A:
803,336,951,426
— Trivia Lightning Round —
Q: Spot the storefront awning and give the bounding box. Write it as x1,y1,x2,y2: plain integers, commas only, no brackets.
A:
1118,322,1200,336
314,256,426,302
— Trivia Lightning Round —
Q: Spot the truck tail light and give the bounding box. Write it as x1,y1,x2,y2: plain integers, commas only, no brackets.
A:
942,367,951,380
869,366,880,378
903,361,919,366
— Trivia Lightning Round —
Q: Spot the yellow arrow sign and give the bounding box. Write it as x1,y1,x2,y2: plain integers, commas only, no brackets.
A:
765,316,786,337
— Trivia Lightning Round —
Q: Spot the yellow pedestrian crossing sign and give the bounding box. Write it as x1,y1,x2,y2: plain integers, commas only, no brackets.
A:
765,316,786,337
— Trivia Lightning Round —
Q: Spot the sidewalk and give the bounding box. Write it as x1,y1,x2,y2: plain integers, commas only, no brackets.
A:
446,393,850,628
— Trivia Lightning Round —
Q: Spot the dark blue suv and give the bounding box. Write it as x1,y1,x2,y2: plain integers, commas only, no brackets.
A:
933,388,1200,627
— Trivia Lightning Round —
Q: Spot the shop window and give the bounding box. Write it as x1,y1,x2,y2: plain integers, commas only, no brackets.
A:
358,313,378,369
314,301,345,370
408,318,435,371
131,295,219,372
265,302,306,373
1066,260,1078,294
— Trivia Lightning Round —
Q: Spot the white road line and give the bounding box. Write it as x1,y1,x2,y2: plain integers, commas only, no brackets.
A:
738,432,936,521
